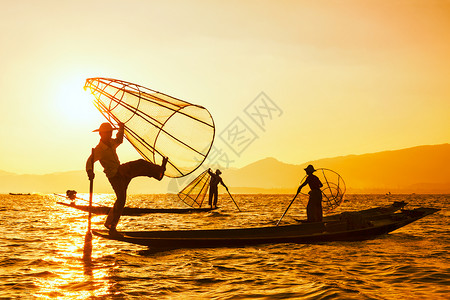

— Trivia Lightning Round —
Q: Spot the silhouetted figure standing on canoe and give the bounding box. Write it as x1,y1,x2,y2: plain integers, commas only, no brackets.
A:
297,165,323,222
86,122,168,235
207,168,228,208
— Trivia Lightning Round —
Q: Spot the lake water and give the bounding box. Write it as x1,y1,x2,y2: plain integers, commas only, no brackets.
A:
0,193,448,299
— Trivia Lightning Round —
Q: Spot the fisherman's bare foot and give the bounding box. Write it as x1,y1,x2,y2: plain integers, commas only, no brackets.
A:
157,157,168,180
161,156,168,170
109,227,123,237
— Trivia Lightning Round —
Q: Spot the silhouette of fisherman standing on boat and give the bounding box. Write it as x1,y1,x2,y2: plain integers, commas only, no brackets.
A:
86,122,168,236
297,164,323,222
207,168,228,208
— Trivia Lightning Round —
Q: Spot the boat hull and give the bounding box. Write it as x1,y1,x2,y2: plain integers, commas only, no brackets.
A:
57,202,215,216
92,206,439,248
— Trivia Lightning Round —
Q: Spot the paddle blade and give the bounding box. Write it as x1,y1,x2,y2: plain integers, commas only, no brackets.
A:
82,231,92,261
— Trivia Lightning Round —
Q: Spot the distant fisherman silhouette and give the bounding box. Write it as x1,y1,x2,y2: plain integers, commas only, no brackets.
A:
207,168,228,208
66,189,77,205
86,122,168,236
297,165,323,222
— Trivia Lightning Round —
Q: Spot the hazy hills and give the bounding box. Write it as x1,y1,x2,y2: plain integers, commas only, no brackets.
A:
226,144,450,194
1,144,449,194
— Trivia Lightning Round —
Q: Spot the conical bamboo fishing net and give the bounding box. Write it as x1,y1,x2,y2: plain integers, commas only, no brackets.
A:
84,78,215,178
177,170,211,208
298,168,346,214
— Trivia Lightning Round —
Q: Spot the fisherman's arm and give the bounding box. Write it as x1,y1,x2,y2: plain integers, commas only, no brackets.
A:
317,176,323,188
86,155,95,180
86,147,100,180
221,180,228,191
297,177,309,194
115,122,124,145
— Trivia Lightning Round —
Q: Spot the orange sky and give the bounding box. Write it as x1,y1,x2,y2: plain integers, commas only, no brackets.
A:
0,0,449,174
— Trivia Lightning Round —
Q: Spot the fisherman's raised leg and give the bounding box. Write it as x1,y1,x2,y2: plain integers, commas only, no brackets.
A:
120,158,168,181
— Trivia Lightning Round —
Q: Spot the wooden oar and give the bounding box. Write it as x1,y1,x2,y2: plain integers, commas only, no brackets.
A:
276,192,299,226
83,148,94,261
226,189,241,212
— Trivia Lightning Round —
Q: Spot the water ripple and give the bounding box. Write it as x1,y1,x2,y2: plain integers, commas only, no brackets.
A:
0,194,448,299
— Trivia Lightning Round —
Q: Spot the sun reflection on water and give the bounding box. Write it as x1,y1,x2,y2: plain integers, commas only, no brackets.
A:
27,194,124,299
33,262,115,299
1,193,446,299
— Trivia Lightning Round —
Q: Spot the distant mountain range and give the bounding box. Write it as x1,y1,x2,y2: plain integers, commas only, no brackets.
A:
1,144,449,194
226,143,450,194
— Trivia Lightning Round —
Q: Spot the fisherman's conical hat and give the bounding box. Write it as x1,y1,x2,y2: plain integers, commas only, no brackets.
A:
93,122,118,132
304,165,316,173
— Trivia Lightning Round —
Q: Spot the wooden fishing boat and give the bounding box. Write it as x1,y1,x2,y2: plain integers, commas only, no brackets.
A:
57,201,216,216
323,200,406,221
92,203,439,248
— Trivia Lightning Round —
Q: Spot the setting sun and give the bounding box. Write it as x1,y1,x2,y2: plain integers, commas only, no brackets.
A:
53,75,101,124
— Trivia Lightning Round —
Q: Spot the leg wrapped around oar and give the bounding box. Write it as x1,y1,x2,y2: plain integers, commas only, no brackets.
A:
105,158,168,233
105,172,129,232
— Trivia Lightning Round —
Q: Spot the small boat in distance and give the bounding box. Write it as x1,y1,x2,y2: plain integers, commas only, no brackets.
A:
57,201,216,216
92,202,439,249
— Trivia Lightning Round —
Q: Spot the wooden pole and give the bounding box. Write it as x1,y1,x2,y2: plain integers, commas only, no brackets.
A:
227,189,241,212
276,192,299,226
83,148,94,261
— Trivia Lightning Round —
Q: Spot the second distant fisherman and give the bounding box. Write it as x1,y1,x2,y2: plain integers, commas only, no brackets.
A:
86,122,168,235
207,168,228,208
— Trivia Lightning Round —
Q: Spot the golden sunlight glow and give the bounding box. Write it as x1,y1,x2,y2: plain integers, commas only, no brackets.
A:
34,259,113,299
0,1,449,179
27,196,121,299
54,75,100,124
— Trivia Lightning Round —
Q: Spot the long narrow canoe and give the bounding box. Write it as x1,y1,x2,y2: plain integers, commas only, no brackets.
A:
323,200,406,221
92,204,439,248
57,202,216,216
